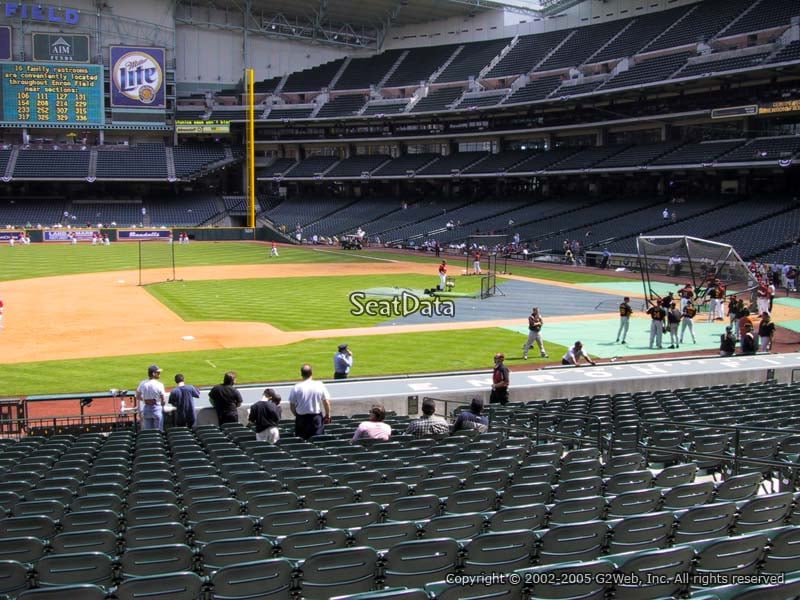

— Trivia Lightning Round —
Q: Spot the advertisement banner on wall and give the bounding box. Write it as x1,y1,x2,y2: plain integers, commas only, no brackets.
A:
32,33,90,62
43,229,99,242
0,26,11,61
109,46,165,108
117,229,172,241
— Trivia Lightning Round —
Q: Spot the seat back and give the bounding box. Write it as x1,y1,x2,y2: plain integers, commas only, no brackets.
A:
209,558,294,600
120,543,195,578
114,572,204,600
383,538,460,589
299,546,378,600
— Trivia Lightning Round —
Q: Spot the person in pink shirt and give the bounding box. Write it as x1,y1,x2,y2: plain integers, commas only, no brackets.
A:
351,404,391,442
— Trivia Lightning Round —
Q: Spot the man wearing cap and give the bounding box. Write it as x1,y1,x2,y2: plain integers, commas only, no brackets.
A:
334,344,353,379
562,341,596,366
136,365,168,430
208,371,243,425
522,307,548,359
289,364,331,440
616,297,633,344
248,389,282,443
490,353,510,405
438,260,447,291
451,398,489,434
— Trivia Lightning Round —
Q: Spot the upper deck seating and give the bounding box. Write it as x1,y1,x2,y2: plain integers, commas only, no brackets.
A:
334,50,404,90
590,6,692,64
282,58,346,93
315,94,367,119
436,38,510,84
642,0,754,52
383,45,459,88
721,0,800,37
485,30,570,79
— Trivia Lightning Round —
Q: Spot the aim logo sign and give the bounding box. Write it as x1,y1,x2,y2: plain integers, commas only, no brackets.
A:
110,46,165,108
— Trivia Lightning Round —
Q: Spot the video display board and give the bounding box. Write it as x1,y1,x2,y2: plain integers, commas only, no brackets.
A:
1,61,104,125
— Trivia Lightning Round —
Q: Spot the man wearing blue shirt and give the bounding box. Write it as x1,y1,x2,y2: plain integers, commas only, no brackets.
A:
334,343,353,379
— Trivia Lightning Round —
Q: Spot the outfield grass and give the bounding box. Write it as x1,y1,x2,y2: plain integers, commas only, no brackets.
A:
146,273,490,330
1,328,566,396
0,242,371,281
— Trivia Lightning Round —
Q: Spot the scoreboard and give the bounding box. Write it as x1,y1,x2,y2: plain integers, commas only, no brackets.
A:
1,62,104,125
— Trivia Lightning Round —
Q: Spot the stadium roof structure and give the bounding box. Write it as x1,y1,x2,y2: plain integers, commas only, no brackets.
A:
179,0,546,49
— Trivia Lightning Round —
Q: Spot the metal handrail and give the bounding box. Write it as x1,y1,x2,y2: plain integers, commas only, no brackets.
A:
638,418,800,476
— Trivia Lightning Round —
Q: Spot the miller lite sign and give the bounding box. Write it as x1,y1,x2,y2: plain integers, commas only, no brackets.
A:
110,46,165,108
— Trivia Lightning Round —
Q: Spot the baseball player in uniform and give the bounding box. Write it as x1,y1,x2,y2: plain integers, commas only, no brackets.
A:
522,307,548,359
438,260,447,291
616,297,633,344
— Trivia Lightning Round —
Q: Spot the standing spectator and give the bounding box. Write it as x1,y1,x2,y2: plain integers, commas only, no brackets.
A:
562,341,596,366
680,300,697,344
208,371,243,425
647,303,667,349
136,365,167,430
667,302,682,349
168,373,200,428
490,353,510,405
333,344,353,379
405,398,450,438
719,327,736,357
616,297,633,344
351,404,391,442
248,388,282,443
451,398,489,434
522,307,548,359
438,260,447,291
758,313,775,352
289,364,331,440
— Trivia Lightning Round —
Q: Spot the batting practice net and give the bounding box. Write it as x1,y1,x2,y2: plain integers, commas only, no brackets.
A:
481,253,498,299
636,235,757,308
137,240,180,286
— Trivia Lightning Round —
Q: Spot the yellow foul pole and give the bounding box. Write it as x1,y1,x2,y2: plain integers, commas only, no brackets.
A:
247,68,256,229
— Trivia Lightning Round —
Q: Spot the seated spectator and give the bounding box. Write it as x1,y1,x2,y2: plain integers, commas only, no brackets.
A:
248,388,282,443
451,398,488,434
352,404,391,442
406,398,449,438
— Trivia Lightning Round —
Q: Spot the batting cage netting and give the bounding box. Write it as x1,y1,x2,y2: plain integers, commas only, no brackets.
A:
636,235,758,308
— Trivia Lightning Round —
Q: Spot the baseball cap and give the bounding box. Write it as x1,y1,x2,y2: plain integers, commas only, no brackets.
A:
338,343,349,351
148,365,162,376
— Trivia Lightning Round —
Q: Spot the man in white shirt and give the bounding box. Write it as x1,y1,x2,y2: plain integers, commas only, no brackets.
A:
289,364,331,440
136,364,167,430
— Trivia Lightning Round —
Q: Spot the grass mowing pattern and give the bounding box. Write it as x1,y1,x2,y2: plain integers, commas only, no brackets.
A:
145,274,490,330
0,243,372,282
0,328,566,396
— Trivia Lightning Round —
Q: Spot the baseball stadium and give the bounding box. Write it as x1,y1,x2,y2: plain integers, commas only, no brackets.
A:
0,0,800,597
